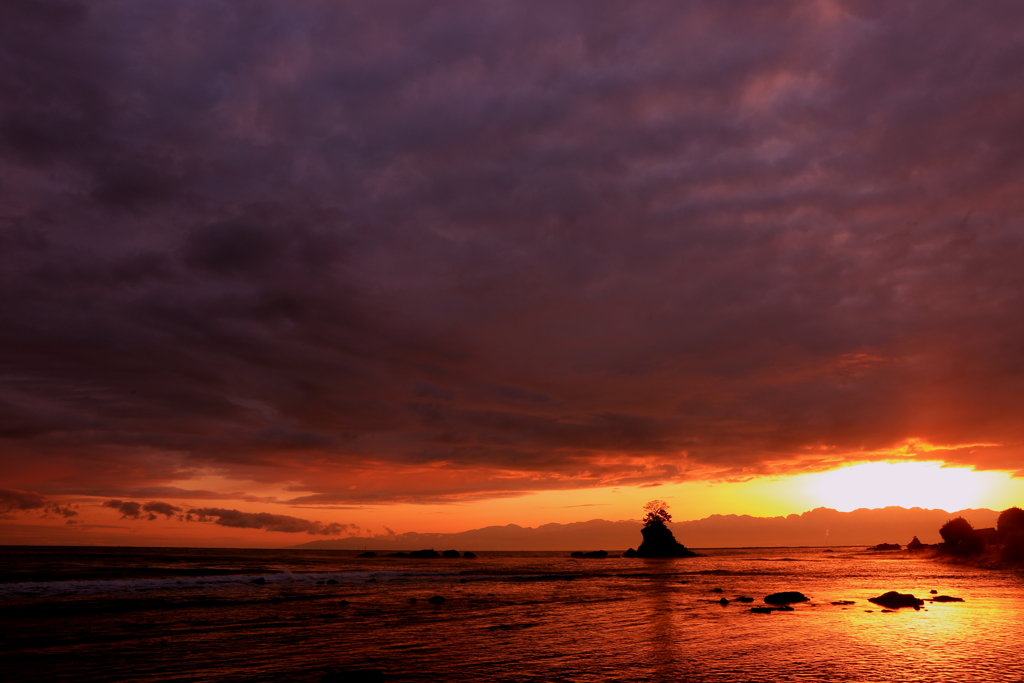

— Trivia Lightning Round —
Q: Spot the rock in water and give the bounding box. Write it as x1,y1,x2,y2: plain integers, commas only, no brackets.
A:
441,550,461,558
462,551,477,559
931,595,965,602
428,595,446,604
408,549,441,559
764,591,810,604
635,521,698,558
623,548,638,558
867,591,924,609
356,551,377,558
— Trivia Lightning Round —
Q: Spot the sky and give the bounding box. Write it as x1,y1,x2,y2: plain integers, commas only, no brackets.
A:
3,0,1024,547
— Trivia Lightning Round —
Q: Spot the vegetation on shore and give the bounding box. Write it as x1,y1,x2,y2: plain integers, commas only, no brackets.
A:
932,506,1024,569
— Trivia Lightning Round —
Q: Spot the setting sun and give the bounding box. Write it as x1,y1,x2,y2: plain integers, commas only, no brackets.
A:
803,461,1006,512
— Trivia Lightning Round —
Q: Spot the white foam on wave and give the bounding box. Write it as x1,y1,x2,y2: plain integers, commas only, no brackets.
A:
0,568,465,599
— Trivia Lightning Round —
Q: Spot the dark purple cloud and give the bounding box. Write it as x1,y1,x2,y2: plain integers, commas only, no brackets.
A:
103,499,184,520
186,507,356,535
2,1,1024,505
103,499,143,519
142,501,182,519
0,488,77,518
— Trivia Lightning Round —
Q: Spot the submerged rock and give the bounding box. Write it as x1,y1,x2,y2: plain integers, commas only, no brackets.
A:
764,591,809,605
867,591,924,609
356,551,377,558
386,552,409,558
831,600,856,605
326,579,338,585
750,605,794,614
718,598,730,606
734,596,754,603
427,595,446,604
931,595,965,602
462,551,477,559
250,577,266,585
570,550,609,558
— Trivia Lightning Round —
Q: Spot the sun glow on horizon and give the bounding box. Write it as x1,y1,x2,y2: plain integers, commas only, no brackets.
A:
804,461,1006,512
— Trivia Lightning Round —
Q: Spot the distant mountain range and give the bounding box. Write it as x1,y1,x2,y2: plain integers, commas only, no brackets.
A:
293,506,1001,551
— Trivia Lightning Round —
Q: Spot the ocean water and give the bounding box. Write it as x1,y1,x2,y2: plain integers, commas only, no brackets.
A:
2,545,1023,682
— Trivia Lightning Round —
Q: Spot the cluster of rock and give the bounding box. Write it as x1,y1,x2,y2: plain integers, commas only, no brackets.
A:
869,542,902,551
355,549,476,559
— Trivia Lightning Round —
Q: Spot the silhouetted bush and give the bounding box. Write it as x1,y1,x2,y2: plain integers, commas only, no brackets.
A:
939,516,984,556
998,507,1024,562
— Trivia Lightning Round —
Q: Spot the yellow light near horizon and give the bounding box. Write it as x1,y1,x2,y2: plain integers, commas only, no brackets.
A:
805,461,1000,512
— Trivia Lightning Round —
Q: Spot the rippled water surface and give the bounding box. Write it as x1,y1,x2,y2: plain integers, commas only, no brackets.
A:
2,546,1023,682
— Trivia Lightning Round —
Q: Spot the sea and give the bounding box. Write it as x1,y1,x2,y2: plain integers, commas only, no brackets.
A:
2,545,1023,683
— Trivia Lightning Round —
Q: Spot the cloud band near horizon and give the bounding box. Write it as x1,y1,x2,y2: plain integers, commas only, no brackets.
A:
3,0,1024,507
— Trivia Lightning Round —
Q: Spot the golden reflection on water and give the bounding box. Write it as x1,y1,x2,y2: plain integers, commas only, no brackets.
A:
4,547,1024,682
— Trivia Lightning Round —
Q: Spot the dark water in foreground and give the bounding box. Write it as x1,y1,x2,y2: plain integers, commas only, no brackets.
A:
2,546,1023,682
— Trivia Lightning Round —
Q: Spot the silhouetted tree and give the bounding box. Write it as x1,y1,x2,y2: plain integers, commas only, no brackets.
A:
998,507,1024,562
634,500,697,558
997,507,1024,536
939,516,984,556
643,500,672,527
